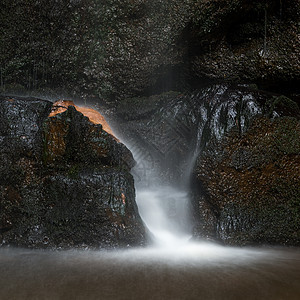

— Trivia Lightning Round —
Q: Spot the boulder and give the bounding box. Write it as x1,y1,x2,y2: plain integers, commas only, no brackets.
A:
0,96,145,249
194,116,300,246
115,84,275,184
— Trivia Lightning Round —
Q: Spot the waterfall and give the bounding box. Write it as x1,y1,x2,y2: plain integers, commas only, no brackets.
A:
1,92,300,300
128,146,192,247
114,84,264,247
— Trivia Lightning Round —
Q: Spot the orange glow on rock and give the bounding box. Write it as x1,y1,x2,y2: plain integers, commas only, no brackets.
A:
121,193,126,205
49,100,117,139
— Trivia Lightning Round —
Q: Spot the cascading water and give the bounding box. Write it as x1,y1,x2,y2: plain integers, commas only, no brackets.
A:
1,89,300,300
133,162,192,247
118,84,264,249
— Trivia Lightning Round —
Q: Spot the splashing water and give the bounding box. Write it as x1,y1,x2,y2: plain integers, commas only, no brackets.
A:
136,186,191,247
116,85,266,250
123,131,194,248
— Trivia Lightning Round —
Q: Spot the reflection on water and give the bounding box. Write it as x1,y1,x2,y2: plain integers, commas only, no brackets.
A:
0,245,299,300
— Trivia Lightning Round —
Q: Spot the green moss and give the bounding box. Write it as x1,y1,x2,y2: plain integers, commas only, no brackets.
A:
272,117,300,155
198,113,300,246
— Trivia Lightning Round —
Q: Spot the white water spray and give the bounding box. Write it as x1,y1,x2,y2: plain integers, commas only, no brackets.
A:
136,186,191,247
124,141,193,248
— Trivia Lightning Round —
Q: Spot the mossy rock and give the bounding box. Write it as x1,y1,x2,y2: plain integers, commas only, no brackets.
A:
195,115,300,246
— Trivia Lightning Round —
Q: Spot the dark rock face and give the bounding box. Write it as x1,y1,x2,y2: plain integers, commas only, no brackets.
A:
1,0,299,100
113,84,300,246
115,84,274,184
189,0,300,95
0,97,52,188
0,96,52,160
194,116,300,246
0,96,145,249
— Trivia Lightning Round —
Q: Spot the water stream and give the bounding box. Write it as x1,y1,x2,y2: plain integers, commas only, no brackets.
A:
132,144,193,247
1,103,300,299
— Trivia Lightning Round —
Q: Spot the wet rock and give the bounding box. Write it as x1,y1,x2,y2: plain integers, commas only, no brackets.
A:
44,105,134,170
2,170,143,249
194,116,300,246
0,96,52,159
113,84,300,246
49,100,117,137
0,96,145,249
115,84,272,184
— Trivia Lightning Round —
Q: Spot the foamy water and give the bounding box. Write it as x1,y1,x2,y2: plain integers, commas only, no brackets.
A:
136,186,192,247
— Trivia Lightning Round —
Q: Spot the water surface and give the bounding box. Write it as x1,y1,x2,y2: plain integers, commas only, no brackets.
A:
1,245,299,300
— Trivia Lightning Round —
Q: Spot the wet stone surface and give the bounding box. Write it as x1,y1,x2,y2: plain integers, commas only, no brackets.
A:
0,96,146,249
112,84,300,246
194,116,300,246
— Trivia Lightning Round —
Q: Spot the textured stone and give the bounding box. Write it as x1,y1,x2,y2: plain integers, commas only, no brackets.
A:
113,85,300,246
194,116,300,246
1,0,299,100
0,96,145,249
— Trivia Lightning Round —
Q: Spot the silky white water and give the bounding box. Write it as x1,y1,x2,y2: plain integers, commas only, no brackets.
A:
1,114,300,300
124,132,195,249
136,186,191,247
1,164,300,299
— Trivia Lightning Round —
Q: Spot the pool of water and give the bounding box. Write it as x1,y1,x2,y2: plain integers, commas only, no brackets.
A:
1,244,299,300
